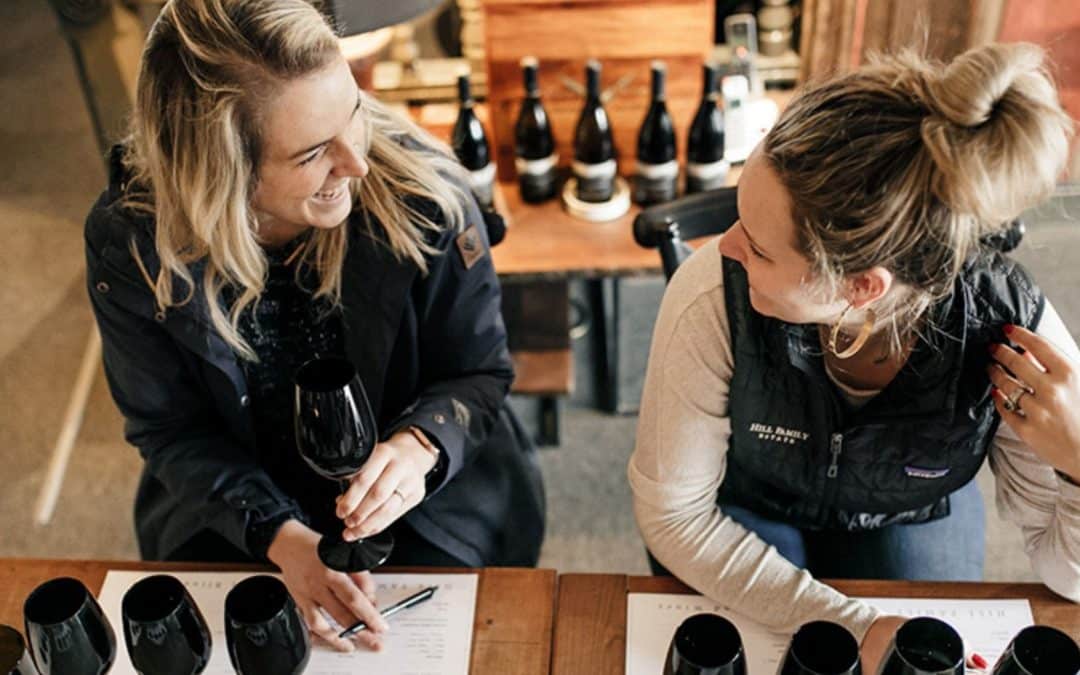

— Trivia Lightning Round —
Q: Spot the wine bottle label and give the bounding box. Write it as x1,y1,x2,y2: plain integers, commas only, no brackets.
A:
572,158,617,203
686,159,730,192
515,153,558,176
468,162,496,208
633,160,678,205
633,159,679,179
571,159,617,179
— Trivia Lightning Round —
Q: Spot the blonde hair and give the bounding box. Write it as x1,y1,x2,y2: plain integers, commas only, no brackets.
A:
763,42,1074,354
122,0,469,359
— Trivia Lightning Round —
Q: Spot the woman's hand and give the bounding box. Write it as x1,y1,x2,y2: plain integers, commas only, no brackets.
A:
267,520,388,652
336,430,438,542
860,615,905,672
988,324,1080,482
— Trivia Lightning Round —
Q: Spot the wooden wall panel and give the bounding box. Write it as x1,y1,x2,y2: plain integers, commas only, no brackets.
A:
481,0,714,181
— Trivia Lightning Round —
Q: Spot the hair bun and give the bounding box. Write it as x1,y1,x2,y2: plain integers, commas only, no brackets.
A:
920,42,1071,225
927,43,1050,128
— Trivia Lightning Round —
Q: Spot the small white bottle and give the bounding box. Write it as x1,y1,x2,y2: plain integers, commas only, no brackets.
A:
722,75,751,164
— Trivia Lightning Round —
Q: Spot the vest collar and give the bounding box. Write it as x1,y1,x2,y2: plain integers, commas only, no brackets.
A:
770,282,969,424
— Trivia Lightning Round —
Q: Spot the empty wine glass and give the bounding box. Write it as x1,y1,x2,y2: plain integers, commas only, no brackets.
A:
224,575,309,675
0,624,37,674
779,620,862,675
121,575,211,675
877,617,963,675
991,625,1080,675
663,613,746,675
294,356,394,572
23,577,116,675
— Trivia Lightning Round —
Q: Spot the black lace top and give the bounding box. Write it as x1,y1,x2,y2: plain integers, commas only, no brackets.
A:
233,237,346,557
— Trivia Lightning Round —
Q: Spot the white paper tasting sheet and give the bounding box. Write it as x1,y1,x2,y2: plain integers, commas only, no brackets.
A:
626,593,1034,675
98,570,478,675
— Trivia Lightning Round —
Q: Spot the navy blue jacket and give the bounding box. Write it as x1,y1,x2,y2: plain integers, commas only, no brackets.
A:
84,158,545,566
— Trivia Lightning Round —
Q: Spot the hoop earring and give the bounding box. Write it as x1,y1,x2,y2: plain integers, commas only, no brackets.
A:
828,305,876,359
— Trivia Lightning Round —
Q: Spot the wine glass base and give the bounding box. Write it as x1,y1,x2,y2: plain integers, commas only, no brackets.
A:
318,530,394,572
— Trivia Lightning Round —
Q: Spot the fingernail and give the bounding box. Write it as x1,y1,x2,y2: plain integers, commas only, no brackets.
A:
971,653,988,669
343,530,356,542
1004,324,1015,335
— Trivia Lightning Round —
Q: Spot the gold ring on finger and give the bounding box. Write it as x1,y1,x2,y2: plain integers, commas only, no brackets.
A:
1002,387,1029,416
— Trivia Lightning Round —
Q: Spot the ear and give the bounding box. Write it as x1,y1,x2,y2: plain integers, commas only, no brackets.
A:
845,267,893,309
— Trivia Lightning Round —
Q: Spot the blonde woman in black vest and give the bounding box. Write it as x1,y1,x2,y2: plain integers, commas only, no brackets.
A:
85,0,544,652
630,43,1078,670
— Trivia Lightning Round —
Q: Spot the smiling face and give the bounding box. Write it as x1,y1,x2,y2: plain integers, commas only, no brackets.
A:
716,146,848,325
251,56,370,246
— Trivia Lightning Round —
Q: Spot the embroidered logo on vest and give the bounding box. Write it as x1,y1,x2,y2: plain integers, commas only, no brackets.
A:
748,422,810,445
904,466,951,479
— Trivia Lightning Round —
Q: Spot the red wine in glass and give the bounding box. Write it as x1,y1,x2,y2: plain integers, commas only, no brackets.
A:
294,356,394,572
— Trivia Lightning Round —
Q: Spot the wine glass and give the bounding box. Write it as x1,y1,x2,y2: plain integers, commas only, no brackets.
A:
779,621,862,675
23,577,116,675
294,355,395,572
224,576,310,675
877,617,964,675
663,613,746,675
121,575,211,675
0,624,37,674
991,625,1080,675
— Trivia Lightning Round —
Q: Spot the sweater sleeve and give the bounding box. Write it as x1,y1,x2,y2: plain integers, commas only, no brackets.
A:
628,240,881,641
988,300,1080,602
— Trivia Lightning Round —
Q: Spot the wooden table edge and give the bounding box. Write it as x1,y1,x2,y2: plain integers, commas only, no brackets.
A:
552,573,1080,675
0,559,558,675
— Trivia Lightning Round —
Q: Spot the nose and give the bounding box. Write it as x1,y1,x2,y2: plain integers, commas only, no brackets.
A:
334,139,369,179
717,221,746,263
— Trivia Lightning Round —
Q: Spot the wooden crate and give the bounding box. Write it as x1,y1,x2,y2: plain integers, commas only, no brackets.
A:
480,0,715,182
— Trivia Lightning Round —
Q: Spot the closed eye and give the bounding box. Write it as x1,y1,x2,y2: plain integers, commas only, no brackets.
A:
298,145,326,166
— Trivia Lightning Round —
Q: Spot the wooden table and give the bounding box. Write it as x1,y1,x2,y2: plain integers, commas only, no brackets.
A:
552,574,1080,674
0,559,557,675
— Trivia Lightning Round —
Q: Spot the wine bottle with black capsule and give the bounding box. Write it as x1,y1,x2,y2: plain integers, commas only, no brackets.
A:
572,59,616,203
514,57,558,203
633,60,678,205
686,62,728,194
452,73,495,209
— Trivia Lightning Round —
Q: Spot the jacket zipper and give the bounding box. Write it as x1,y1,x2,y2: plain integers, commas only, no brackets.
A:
827,432,843,478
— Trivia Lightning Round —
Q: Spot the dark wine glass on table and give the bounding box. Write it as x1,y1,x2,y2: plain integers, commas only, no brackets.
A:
991,625,1080,675
121,575,211,675
0,624,37,674
294,355,394,572
663,613,746,675
23,577,115,675
779,620,862,675
877,617,964,675
224,576,310,675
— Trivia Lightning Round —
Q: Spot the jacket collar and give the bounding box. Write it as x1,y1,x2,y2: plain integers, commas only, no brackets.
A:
338,224,420,418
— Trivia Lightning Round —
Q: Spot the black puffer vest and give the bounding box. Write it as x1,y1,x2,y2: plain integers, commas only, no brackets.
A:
718,249,1044,531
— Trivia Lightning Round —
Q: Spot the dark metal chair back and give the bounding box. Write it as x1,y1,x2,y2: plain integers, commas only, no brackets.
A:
633,187,739,282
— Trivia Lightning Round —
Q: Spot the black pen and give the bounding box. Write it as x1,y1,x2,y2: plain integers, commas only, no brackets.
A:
338,585,438,638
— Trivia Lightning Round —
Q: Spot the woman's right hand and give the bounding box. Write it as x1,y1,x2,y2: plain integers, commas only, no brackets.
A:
266,519,389,652
860,615,906,673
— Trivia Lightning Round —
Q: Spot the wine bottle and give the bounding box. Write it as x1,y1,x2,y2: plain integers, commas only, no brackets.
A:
633,61,678,205
686,62,728,194
452,73,495,209
573,60,616,203
514,57,558,203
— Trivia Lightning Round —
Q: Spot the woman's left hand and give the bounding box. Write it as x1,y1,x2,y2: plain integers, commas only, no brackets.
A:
988,324,1080,482
335,430,438,541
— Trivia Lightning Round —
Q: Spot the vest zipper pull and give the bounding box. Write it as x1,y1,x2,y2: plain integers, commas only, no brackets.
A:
827,433,843,478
